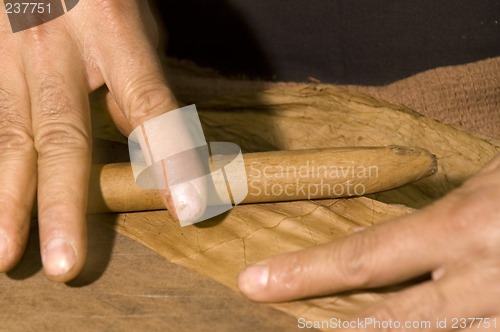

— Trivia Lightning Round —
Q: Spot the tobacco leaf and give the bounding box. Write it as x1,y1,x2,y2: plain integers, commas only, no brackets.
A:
106,198,413,323
96,85,498,329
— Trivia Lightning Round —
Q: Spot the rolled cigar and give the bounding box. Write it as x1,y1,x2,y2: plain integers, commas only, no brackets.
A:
87,145,436,214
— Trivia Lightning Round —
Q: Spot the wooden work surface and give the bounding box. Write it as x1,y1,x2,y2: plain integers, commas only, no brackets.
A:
0,216,311,332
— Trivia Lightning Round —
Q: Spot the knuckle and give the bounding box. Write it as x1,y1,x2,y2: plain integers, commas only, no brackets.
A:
33,73,91,156
0,89,33,151
336,233,374,287
0,126,33,152
34,122,90,155
32,74,91,154
123,78,176,128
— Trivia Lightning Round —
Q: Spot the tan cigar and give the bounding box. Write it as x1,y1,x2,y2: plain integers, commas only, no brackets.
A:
87,145,436,214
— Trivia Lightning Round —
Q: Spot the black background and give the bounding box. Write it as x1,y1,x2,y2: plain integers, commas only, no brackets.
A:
154,0,500,85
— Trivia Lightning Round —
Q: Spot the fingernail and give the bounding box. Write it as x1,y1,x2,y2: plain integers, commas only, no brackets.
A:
0,233,8,260
238,263,269,295
42,238,76,277
171,182,204,225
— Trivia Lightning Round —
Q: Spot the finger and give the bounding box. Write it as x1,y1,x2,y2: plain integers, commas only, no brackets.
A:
22,24,91,282
91,2,181,216
238,207,451,302
96,87,180,221
92,1,177,131
348,262,498,332
0,59,37,272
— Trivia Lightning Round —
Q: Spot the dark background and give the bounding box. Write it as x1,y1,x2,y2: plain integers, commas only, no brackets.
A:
154,0,500,85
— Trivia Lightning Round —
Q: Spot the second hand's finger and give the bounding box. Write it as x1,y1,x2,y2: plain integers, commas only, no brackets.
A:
238,206,451,302
22,24,91,282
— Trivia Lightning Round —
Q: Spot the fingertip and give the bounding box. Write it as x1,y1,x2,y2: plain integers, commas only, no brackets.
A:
161,189,179,221
238,261,271,302
0,232,13,272
171,181,207,226
41,236,86,283
38,217,88,283
238,247,335,303
155,150,208,225
0,229,29,273
0,232,8,259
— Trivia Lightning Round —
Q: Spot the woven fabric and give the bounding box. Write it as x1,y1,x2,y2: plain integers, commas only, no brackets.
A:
352,57,500,139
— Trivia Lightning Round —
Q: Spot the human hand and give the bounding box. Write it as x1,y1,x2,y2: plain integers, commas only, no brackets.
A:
238,154,500,331
0,0,177,282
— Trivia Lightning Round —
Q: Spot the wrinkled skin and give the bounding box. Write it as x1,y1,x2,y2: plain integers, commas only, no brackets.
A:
0,0,177,282
239,154,500,331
